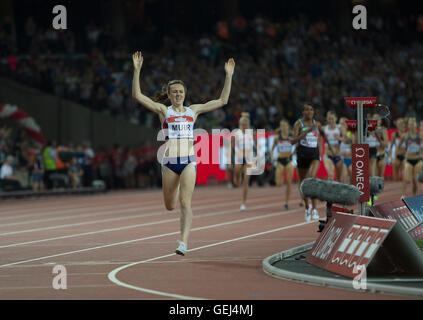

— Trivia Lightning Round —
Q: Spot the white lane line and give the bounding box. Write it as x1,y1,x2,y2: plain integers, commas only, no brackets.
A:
0,202,153,222
0,184,400,247
0,284,117,290
0,192,285,236
0,258,265,268
0,206,317,268
0,185,401,247
0,186,251,219
0,183,398,223
0,187,264,216
0,188,275,225
0,198,150,216
0,199,304,248
0,206,150,227
0,194,162,216
0,186,245,218
108,221,313,300
0,192,242,223
7,262,138,268
0,193,222,227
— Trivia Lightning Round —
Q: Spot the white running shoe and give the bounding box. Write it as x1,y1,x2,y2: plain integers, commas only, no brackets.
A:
240,204,246,211
304,208,311,222
175,240,187,256
311,209,320,220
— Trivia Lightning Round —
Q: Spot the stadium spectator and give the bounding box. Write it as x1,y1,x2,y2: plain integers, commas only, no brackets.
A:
109,143,124,188
43,140,57,189
68,156,83,189
29,147,44,192
3,13,423,130
123,147,137,188
93,146,113,189
83,141,95,187
74,144,86,174
107,87,124,115
0,155,21,190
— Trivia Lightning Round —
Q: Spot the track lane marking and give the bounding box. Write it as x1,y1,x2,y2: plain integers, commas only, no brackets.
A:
0,205,318,268
0,192,291,236
0,200,307,248
107,221,313,299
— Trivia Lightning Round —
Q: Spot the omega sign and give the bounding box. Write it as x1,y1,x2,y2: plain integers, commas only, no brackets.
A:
344,97,377,109
352,144,370,202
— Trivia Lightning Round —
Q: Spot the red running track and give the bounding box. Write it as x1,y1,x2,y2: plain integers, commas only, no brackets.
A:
0,181,416,300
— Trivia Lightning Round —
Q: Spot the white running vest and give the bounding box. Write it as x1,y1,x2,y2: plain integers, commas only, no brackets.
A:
235,130,255,151
324,124,341,146
163,106,195,140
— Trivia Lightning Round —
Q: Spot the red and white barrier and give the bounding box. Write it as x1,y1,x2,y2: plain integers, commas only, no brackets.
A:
0,103,46,146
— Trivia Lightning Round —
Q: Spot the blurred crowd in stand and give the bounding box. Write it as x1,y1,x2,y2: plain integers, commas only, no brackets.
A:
0,124,161,192
2,13,423,131
1,9,423,191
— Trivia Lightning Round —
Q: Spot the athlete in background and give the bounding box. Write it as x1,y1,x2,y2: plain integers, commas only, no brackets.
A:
388,118,407,181
233,113,255,211
323,111,343,182
398,118,423,196
270,119,295,210
339,117,354,184
293,104,324,222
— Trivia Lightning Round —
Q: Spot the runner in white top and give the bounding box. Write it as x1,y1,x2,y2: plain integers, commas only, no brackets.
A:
233,112,255,211
132,51,235,255
163,106,196,141
323,111,343,182
270,119,295,210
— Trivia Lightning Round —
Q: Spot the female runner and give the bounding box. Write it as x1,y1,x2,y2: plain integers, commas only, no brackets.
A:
293,104,324,222
398,118,423,196
339,117,354,184
365,114,382,177
270,119,295,210
374,115,389,178
233,113,255,211
388,118,407,181
323,111,343,181
132,51,235,255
